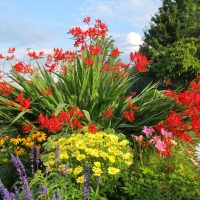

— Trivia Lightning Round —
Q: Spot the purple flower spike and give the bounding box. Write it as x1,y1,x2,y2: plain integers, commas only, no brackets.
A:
35,147,40,170
40,186,47,195
55,145,60,163
56,188,61,200
10,154,33,200
82,164,91,200
0,180,14,200
30,145,35,175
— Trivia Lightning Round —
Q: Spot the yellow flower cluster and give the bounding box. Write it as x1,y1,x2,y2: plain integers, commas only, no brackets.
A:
42,132,133,184
7,132,47,156
0,135,8,145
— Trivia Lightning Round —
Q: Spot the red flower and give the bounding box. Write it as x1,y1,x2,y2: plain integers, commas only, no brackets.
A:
22,124,32,133
111,48,120,57
88,124,98,133
27,51,39,59
19,98,31,111
8,47,15,53
84,57,94,67
103,108,113,118
124,110,135,122
83,16,91,24
41,88,52,95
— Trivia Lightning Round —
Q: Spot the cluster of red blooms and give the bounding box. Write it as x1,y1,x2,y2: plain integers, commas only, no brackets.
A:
34,106,86,133
124,102,138,122
13,61,34,74
159,79,200,143
15,92,31,111
0,81,13,96
130,52,150,72
103,108,113,118
69,17,108,47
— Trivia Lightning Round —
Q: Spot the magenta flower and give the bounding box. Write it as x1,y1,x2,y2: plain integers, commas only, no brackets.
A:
142,126,155,138
161,128,172,138
155,140,166,152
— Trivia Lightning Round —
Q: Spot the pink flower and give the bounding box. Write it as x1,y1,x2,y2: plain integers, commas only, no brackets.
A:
131,135,144,142
161,128,172,138
142,126,155,138
155,140,166,152
150,136,161,144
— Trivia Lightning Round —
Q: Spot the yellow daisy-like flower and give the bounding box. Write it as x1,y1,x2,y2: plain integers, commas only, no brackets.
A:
76,154,86,161
30,132,37,140
36,131,47,142
10,135,22,145
59,153,69,160
48,152,55,159
92,167,103,176
119,140,129,146
94,161,101,168
43,160,55,166
73,166,83,175
108,167,120,175
3,158,8,163
76,175,85,183
123,152,132,160
108,155,116,163
14,147,25,156
22,137,34,148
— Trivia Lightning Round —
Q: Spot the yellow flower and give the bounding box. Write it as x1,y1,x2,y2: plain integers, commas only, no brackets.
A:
59,153,69,160
76,141,87,150
73,166,83,175
22,137,34,148
30,132,37,140
3,158,8,162
123,152,132,160
108,167,120,175
76,154,86,161
43,160,55,166
125,160,133,166
94,161,101,168
119,140,129,146
36,132,46,142
92,167,103,176
14,147,25,156
108,155,116,163
76,175,85,183
0,136,8,145
48,152,55,159
10,135,22,145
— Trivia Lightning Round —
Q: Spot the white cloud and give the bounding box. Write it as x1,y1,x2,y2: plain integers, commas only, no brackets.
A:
126,32,143,46
79,0,161,28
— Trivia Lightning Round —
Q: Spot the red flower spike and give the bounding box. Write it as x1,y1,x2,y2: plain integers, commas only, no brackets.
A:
103,108,113,118
111,48,120,57
0,54,4,60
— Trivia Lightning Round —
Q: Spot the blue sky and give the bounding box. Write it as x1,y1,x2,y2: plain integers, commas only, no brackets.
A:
0,0,162,70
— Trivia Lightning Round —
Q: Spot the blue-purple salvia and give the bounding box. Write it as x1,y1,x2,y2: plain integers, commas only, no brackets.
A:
40,186,47,196
0,180,16,200
56,188,61,200
30,145,35,176
52,194,56,200
13,186,20,200
35,147,40,170
97,176,101,185
82,164,91,200
10,154,33,200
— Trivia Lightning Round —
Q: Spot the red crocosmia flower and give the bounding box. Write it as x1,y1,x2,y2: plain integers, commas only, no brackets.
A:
132,91,136,96
27,51,39,59
19,98,31,111
5,54,15,60
111,48,120,57
0,54,4,60
3,101,8,107
128,102,138,110
0,81,13,96
39,51,44,57
84,57,94,66
47,115,62,133
71,117,83,131
15,92,24,102
8,47,15,53
58,110,70,124
88,124,98,133
196,75,200,79
166,79,172,85
41,88,52,95
124,110,135,122
103,108,113,118
83,16,91,23
125,95,131,99
22,124,32,133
